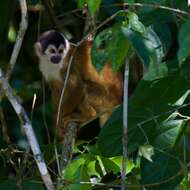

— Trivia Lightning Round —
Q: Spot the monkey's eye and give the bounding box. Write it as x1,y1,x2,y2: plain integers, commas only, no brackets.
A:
58,49,63,54
49,48,56,54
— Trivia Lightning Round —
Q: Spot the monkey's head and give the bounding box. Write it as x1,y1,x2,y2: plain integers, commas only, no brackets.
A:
35,30,70,81
35,30,69,64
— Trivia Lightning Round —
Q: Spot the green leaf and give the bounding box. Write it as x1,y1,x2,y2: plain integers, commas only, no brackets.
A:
97,156,120,174
141,149,183,190
8,25,17,43
87,0,101,15
122,26,164,66
178,18,190,65
77,0,87,9
63,154,102,189
110,156,135,174
92,23,130,71
97,106,123,157
140,9,173,26
180,179,190,190
65,165,92,190
63,155,87,180
97,64,190,157
127,12,146,34
143,62,168,81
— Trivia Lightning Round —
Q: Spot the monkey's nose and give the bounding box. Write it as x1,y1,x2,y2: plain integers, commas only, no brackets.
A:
51,56,61,64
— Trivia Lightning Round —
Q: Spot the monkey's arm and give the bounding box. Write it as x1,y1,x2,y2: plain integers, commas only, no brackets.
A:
49,73,84,115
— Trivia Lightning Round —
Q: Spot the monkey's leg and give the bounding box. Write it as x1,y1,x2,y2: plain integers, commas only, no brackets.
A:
57,102,97,139
99,111,113,127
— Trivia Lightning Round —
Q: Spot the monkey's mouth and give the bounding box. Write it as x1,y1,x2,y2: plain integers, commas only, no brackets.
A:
51,56,61,64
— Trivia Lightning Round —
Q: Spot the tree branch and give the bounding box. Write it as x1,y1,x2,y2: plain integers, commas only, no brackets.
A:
0,70,55,190
60,122,77,171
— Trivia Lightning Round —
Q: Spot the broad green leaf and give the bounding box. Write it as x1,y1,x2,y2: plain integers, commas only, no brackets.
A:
127,12,146,34
141,150,183,190
77,0,101,14
63,155,87,180
92,23,130,71
63,154,102,189
174,0,190,12
63,165,92,190
153,116,184,149
63,154,93,190
87,160,100,178
87,0,101,15
97,106,123,157
97,70,190,157
97,156,120,174
122,26,164,66
178,18,190,65
180,179,190,190
110,156,135,174
143,62,168,81
140,9,173,26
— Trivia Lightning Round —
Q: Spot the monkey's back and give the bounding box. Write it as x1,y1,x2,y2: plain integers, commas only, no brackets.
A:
75,40,123,126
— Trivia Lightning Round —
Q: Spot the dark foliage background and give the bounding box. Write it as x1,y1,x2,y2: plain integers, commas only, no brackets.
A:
1,0,190,189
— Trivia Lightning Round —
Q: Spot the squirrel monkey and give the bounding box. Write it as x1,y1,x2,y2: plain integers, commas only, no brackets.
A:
35,30,123,139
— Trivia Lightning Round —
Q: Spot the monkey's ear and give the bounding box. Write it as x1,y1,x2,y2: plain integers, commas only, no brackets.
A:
34,42,43,57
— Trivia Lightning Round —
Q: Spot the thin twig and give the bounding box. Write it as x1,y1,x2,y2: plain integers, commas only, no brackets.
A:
6,0,28,80
53,46,77,178
83,6,96,37
102,3,189,16
137,103,190,127
0,72,55,190
57,9,81,18
121,59,129,190
57,2,189,19
16,148,30,190
55,48,77,178
72,2,189,47
56,47,76,128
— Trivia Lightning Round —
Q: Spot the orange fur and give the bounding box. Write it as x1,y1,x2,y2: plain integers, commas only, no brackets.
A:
38,38,123,139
